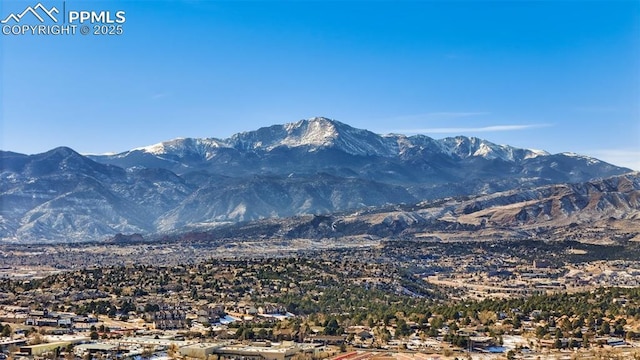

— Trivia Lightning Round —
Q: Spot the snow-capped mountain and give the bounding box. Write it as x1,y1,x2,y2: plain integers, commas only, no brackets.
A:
127,118,399,158
100,117,547,167
1,117,632,243
88,117,586,185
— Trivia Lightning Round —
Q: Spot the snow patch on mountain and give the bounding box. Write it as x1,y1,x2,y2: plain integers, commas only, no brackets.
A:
561,152,602,165
133,137,226,155
525,149,549,159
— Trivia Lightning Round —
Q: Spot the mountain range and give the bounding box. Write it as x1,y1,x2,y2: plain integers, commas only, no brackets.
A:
0,117,633,243
155,172,640,246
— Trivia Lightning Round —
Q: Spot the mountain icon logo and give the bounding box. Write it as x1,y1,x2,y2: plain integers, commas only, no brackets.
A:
1,2,59,24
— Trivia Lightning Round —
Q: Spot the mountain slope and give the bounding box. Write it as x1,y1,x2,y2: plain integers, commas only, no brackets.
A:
161,173,639,245
1,117,633,243
451,172,640,227
0,148,189,242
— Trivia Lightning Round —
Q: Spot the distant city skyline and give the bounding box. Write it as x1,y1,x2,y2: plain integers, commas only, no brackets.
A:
1,1,638,170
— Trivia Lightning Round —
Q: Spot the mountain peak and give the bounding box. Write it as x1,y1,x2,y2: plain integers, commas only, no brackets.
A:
39,146,92,164
280,117,343,147
437,136,549,162
297,116,351,131
229,117,354,153
305,116,339,124
45,146,80,156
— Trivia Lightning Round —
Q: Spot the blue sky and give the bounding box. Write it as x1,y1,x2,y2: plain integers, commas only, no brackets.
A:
1,1,639,170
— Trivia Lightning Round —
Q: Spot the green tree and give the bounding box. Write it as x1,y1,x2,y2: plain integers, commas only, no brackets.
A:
324,319,339,335
1,324,11,337
512,317,521,329
395,319,412,338
554,338,562,349
598,321,610,336
241,328,255,340
614,323,624,336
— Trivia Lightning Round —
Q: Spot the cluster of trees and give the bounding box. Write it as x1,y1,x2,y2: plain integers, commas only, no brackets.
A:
268,284,640,346
232,325,273,340
0,323,12,337
88,324,112,340
2,255,640,350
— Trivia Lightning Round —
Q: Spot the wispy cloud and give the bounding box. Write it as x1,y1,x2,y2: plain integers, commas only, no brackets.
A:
587,149,640,171
394,123,552,134
389,112,490,122
572,106,619,113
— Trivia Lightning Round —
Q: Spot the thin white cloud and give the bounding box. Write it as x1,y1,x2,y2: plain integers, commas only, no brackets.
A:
572,106,620,113
386,112,490,122
395,123,552,134
426,112,490,118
